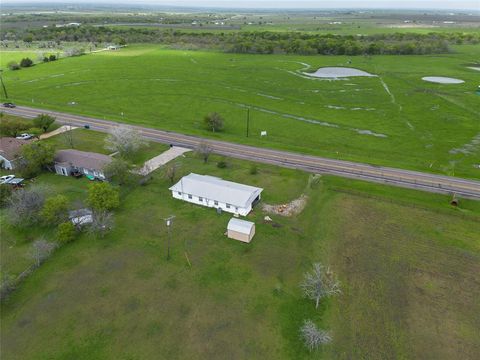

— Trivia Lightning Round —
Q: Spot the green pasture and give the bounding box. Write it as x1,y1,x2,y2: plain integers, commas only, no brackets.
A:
1,44,479,179
1,150,479,359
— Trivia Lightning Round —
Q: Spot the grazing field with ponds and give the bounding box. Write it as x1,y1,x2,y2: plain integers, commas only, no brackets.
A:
1,44,479,178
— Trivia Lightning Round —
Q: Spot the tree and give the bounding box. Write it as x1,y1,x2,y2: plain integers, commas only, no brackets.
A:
104,125,146,158
7,61,20,70
299,320,331,351
195,141,212,163
7,185,46,227
20,142,55,178
87,182,120,211
102,158,130,185
0,119,30,137
20,58,33,68
49,54,57,61
300,263,341,309
32,114,55,133
62,124,75,148
164,162,179,184
204,112,224,132
87,210,114,238
41,195,69,225
0,185,12,208
29,239,57,267
56,222,76,244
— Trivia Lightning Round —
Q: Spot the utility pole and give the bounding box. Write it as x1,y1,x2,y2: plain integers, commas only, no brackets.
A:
164,215,176,261
0,70,8,99
246,108,250,137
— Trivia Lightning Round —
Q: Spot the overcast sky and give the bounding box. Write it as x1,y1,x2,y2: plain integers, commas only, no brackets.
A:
3,0,480,10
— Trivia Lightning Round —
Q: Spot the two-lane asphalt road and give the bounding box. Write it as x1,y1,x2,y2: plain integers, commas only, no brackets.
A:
4,105,480,199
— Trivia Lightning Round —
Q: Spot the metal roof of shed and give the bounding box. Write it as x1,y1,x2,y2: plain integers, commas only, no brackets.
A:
227,218,255,234
169,173,263,208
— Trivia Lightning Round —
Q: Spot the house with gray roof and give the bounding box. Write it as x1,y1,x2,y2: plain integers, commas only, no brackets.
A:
169,173,263,216
54,149,112,180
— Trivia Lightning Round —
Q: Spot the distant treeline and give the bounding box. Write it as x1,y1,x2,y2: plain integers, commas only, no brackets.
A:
3,26,479,55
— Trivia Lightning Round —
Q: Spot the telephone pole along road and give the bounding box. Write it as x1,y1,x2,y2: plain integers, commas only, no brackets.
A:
5,105,480,200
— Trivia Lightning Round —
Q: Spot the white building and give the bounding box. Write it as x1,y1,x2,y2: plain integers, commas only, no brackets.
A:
227,218,255,243
169,173,263,216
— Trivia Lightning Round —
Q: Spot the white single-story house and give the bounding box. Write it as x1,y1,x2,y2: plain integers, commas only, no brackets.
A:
54,149,112,180
69,208,93,226
169,173,263,216
227,218,255,243
0,137,32,170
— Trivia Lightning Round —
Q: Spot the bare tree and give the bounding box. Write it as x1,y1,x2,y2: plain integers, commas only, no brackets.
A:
7,185,46,227
62,123,76,148
88,210,114,238
196,141,212,163
29,239,57,267
300,263,341,309
164,162,180,184
300,320,331,351
104,125,146,157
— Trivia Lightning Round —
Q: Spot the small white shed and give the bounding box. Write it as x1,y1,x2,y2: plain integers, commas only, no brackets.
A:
227,218,255,243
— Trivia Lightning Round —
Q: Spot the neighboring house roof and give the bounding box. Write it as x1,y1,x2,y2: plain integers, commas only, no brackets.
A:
55,149,112,170
0,137,32,160
228,218,255,234
169,173,263,208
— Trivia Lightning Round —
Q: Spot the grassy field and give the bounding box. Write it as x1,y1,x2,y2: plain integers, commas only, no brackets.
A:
1,149,479,359
1,44,479,179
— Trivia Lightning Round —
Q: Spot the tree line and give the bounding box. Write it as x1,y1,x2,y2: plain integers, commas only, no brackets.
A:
3,26,479,55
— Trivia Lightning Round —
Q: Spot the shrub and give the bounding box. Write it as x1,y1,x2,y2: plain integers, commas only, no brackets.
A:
217,160,228,168
56,222,76,244
43,56,49,63
300,320,331,351
32,114,56,132
7,61,20,70
249,164,258,175
20,57,33,68
49,54,56,61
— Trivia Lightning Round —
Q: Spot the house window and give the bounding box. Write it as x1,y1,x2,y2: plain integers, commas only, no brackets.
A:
235,207,238,212
188,194,192,199
226,204,231,209
178,192,182,196
198,197,203,202
214,200,218,206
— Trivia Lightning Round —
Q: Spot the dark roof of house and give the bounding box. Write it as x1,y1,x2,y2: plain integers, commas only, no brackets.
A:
0,137,32,160
55,149,112,170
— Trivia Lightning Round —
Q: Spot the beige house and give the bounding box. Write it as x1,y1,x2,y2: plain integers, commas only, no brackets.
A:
227,218,255,243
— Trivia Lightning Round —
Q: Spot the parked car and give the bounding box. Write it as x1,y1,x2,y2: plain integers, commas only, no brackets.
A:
2,102,16,108
16,133,33,140
0,174,15,184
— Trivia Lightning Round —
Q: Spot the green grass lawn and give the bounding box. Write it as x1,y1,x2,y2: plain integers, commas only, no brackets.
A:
1,151,479,359
1,44,479,179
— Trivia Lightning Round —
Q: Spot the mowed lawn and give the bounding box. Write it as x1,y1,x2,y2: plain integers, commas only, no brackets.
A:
1,153,479,359
1,45,479,178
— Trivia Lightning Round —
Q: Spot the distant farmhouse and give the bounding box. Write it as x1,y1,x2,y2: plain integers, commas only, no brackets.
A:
0,137,32,170
54,149,112,180
169,173,263,216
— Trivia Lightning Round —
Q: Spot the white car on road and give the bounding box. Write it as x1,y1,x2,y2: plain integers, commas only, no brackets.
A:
16,133,33,140
0,175,15,184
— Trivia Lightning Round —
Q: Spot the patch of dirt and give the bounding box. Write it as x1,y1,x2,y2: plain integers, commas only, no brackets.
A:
262,194,308,217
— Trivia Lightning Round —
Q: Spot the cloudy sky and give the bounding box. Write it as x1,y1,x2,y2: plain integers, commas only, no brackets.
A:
3,0,480,9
